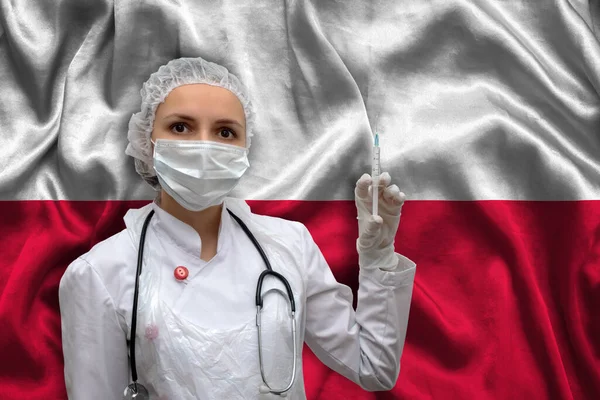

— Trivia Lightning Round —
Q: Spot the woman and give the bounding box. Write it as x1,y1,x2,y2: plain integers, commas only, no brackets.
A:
58,56,416,399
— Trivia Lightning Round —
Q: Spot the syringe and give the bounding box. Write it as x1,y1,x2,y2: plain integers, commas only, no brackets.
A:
372,133,380,216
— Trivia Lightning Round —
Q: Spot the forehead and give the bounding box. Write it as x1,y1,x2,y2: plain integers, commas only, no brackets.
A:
159,84,245,117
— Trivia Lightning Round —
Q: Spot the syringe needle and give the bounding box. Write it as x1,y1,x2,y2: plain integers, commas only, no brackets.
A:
372,133,380,216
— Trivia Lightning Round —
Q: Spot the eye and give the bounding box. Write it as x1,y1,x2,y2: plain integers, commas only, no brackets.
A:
170,122,190,134
218,128,236,139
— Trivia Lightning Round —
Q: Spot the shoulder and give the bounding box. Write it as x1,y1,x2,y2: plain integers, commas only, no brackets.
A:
246,212,322,271
59,228,136,299
85,228,137,266
61,202,153,288
226,197,309,242
249,212,312,246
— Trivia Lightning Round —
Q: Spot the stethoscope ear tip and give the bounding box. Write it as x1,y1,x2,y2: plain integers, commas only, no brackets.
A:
259,385,271,394
259,385,289,397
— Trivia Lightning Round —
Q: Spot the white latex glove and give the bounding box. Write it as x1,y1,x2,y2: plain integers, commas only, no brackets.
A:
355,172,406,271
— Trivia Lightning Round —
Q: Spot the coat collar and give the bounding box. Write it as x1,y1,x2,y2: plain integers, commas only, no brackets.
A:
124,198,249,259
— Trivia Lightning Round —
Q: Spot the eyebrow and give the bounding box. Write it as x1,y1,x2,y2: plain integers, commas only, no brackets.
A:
215,118,244,129
163,113,196,122
163,113,244,128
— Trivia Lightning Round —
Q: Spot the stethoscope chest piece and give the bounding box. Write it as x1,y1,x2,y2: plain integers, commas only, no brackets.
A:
124,383,150,399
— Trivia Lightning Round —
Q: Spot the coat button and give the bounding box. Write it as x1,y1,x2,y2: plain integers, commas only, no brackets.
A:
174,266,189,280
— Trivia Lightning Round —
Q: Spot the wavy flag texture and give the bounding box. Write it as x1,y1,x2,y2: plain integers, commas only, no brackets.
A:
1,1,600,399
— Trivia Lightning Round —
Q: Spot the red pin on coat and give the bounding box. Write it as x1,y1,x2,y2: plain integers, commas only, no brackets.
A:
174,266,189,281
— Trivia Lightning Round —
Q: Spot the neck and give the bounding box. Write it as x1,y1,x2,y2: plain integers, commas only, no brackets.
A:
158,191,223,240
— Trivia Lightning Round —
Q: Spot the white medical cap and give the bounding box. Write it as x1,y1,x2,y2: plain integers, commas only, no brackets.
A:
125,56,255,190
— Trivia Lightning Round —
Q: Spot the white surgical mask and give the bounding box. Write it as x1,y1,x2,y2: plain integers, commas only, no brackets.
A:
152,139,250,211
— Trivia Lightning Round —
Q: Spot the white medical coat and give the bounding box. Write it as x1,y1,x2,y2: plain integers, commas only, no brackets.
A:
59,198,416,399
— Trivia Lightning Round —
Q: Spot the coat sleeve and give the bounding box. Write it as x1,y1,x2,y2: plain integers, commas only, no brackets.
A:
301,226,416,391
58,257,129,399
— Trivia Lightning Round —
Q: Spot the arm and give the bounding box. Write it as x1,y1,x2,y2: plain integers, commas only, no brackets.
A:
58,257,129,399
302,226,416,391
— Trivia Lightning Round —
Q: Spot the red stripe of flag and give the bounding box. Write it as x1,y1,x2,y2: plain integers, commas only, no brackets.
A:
0,200,598,399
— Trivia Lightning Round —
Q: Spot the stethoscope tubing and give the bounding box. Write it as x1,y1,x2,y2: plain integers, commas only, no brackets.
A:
126,207,297,398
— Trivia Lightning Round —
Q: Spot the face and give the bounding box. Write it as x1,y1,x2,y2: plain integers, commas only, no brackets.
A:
151,83,246,147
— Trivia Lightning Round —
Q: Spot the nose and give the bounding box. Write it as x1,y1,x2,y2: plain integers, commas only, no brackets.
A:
193,124,226,143
197,128,213,142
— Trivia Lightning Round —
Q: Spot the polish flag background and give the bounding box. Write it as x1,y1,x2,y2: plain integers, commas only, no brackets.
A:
1,1,599,399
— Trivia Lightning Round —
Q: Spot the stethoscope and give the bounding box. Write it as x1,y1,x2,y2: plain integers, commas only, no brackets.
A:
123,208,298,399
